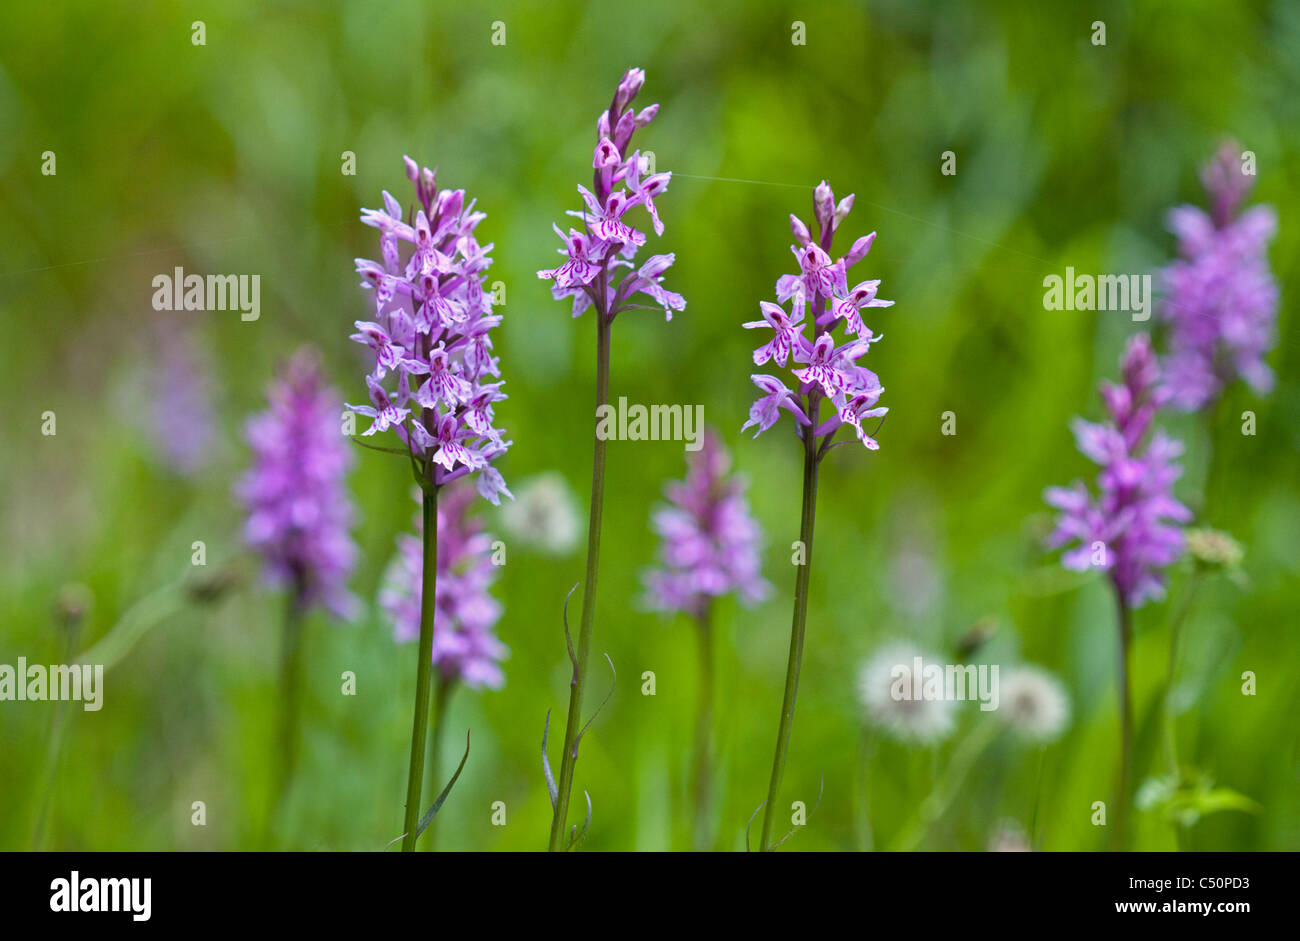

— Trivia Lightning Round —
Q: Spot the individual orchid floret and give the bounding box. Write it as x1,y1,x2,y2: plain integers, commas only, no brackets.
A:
1158,141,1280,411
237,348,360,620
743,302,805,366
741,374,810,438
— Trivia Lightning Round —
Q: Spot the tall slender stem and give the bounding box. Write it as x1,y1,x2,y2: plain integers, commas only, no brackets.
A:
889,718,1001,851
1162,573,1200,780
690,604,715,851
1113,589,1134,850
422,678,453,851
271,588,305,839
853,729,876,852
1201,398,1226,523
29,614,82,850
759,417,820,851
401,485,440,852
549,312,612,851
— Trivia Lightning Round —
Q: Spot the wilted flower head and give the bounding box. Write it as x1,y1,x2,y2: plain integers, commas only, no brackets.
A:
1045,334,1192,608
537,67,685,324
997,665,1071,744
643,430,770,619
500,472,582,555
1159,141,1280,411
857,642,956,745
1184,526,1244,572
237,348,359,619
54,582,93,633
380,485,507,689
742,181,892,449
348,157,512,504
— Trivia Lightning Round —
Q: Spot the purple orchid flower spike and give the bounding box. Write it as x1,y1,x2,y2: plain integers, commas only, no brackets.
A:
1043,333,1192,848
643,429,771,620
147,318,218,477
1159,141,1280,412
747,182,894,852
541,68,685,853
238,347,360,622
1045,334,1191,610
350,158,511,852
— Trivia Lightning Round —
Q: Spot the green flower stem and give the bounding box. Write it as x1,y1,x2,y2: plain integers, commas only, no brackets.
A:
28,617,83,850
1162,572,1202,781
690,603,715,852
549,312,612,851
76,581,188,673
852,729,877,852
889,718,1001,851
400,484,440,852
1113,590,1134,850
422,678,454,851
1030,747,1047,846
272,590,305,825
1201,397,1227,522
758,412,820,851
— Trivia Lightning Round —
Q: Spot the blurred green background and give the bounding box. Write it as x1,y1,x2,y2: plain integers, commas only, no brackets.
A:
1,0,1296,851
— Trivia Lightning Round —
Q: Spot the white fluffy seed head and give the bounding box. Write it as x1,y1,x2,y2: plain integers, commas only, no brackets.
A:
857,641,956,745
997,665,1071,743
500,472,582,554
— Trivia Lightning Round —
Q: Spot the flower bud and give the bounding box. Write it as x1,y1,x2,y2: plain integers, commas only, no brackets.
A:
833,194,856,229
842,232,877,268
813,180,835,235
614,67,646,112
633,103,659,128
789,213,811,247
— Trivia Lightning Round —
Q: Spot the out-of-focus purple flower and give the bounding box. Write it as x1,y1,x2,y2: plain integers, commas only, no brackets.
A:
237,348,359,619
380,484,507,689
742,182,892,450
1044,334,1192,608
643,430,770,619
150,319,217,476
1159,141,1280,411
348,158,512,504
537,68,685,324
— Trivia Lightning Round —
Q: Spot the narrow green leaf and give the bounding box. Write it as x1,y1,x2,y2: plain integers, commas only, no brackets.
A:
415,730,471,838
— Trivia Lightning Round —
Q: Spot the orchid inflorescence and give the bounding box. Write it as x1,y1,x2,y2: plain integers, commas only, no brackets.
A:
237,347,359,620
1045,334,1191,609
349,156,512,503
643,429,769,620
537,67,684,325
742,180,894,454
1159,142,1279,412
